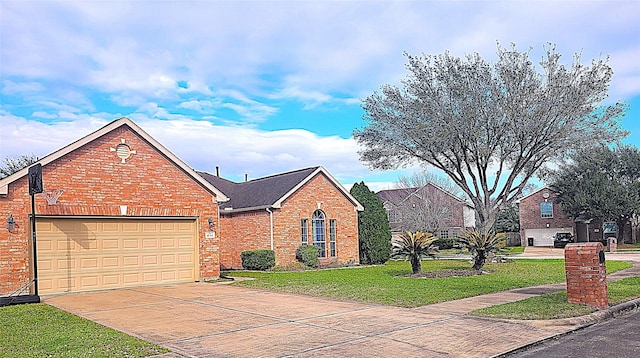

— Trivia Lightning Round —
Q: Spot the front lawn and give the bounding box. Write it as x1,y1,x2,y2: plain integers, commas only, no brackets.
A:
470,276,640,320
226,259,632,308
0,303,169,358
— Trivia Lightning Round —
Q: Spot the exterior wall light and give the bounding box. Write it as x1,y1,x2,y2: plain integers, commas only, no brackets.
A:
208,216,215,230
7,214,15,232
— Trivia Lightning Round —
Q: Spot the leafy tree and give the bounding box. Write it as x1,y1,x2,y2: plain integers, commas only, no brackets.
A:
350,181,392,264
1,154,39,178
458,229,506,271
548,145,640,242
353,43,627,230
392,231,438,274
493,205,520,233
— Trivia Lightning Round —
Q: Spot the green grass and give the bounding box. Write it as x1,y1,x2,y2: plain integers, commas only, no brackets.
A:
470,276,640,320
226,259,632,308
608,276,640,305
501,246,525,255
0,303,169,358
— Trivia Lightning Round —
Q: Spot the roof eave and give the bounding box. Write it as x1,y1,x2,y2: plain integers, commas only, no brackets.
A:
220,205,274,214
272,166,364,211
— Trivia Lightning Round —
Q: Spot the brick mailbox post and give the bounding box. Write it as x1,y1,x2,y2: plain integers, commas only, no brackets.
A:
564,242,608,310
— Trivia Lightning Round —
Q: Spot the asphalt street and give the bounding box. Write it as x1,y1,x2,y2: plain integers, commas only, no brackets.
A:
505,310,640,358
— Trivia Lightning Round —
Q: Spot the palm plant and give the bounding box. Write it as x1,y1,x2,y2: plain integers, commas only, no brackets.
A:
458,229,506,271
392,231,438,274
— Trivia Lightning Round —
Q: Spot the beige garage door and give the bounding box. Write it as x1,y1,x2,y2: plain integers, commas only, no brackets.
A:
36,218,198,294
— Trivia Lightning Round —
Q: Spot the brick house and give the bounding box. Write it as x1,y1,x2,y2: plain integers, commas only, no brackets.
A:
519,187,632,246
1,118,364,299
376,183,476,239
199,167,363,269
0,118,229,297
518,187,575,246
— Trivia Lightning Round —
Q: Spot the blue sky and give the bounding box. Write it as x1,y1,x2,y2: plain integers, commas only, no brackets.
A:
1,1,639,192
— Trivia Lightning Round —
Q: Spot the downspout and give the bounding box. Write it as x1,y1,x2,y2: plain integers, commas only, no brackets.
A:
266,208,274,250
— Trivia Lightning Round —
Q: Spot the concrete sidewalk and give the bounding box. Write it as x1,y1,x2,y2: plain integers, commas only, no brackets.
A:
44,251,640,358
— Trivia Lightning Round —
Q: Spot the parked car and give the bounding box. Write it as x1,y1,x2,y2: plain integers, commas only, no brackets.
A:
553,233,574,248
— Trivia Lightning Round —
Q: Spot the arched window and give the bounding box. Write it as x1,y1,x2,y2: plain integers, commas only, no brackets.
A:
312,210,326,258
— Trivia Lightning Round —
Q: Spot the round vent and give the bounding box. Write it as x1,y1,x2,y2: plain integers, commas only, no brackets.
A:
115,143,132,161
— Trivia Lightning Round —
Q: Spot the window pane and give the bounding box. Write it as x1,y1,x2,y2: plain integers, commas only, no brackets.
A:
301,219,308,244
312,210,326,258
329,219,336,257
541,202,553,218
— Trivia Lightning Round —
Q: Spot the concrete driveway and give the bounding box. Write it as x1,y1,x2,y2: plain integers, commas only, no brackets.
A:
44,282,578,358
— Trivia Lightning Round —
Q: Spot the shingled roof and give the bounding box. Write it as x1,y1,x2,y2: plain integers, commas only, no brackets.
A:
376,188,417,206
199,166,363,213
376,183,472,207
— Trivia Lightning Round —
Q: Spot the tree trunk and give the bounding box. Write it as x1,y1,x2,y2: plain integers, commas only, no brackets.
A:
411,255,421,274
616,218,628,244
472,250,486,271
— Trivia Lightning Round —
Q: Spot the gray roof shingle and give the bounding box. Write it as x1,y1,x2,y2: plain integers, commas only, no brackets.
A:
198,167,320,211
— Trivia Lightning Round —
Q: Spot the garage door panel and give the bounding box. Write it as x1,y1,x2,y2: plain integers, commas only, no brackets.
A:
37,218,197,294
102,222,119,232
103,239,119,249
122,222,139,232
525,228,573,246
102,275,120,286
142,239,158,248
102,257,119,267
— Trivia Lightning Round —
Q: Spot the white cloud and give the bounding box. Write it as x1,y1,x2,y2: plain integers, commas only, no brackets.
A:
0,114,372,183
2,80,45,94
1,0,639,189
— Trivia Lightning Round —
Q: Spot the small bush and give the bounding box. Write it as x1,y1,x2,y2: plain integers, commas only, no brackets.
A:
240,249,275,271
434,237,457,250
296,244,321,268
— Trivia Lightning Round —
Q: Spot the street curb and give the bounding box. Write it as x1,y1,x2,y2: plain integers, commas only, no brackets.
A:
486,298,640,357
471,296,640,327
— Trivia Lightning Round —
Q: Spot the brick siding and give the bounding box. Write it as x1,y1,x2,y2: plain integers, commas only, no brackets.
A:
220,173,359,269
0,125,221,296
519,189,574,231
564,243,608,310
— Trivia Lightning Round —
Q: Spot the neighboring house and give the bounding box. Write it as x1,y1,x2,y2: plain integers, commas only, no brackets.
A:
518,187,633,246
518,187,574,246
0,118,228,297
376,183,475,239
199,167,363,269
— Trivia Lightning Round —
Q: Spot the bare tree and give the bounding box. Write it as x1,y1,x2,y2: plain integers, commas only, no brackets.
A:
354,43,627,229
396,170,463,199
394,195,452,235
393,171,465,235
0,154,39,179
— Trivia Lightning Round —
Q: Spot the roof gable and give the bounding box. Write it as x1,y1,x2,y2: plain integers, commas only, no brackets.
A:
516,186,551,203
377,183,472,208
0,117,228,201
199,166,363,213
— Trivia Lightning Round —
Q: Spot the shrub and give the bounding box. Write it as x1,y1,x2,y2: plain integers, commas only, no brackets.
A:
240,249,275,271
296,244,321,268
392,231,438,274
350,182,392,264
434,237,457,250
458,229,506,270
